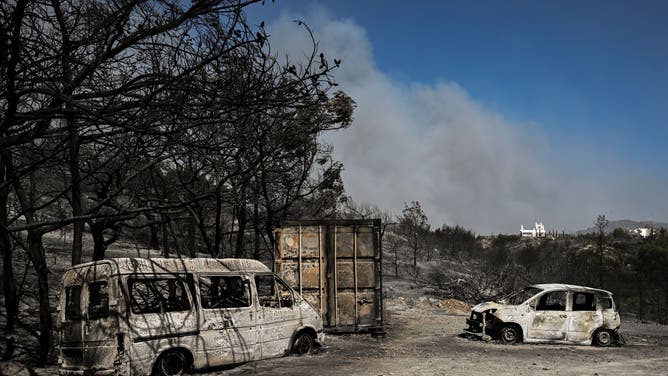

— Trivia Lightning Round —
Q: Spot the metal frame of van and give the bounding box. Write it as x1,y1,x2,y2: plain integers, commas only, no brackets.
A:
465,283,621,346
57,258,324,375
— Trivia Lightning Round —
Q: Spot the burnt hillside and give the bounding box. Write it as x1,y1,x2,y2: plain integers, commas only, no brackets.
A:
384,227,668,325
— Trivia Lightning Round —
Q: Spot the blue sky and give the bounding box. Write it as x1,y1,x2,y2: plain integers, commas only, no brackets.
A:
246,1,668,233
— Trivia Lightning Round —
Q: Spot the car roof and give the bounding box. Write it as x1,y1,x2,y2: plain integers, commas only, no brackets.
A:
530,283,613,296
63,257,271,285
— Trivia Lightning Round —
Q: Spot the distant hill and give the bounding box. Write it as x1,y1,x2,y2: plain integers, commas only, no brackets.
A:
577,219,668,234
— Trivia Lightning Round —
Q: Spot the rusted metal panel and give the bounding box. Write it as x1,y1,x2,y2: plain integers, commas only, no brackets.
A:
274,219,384,333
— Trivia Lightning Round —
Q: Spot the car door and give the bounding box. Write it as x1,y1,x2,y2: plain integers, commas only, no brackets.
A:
567,291,602,342
528,290,569,341
254,274,299,359
197,274,258,366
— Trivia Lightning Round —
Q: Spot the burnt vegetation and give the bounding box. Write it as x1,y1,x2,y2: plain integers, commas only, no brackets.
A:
342,199,668,327
1,0,355,364
379,211,668,326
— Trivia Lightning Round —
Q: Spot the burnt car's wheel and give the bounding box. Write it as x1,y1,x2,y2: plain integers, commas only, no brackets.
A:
593,330,613,347
154,349,188,376
292,332,314,355
500,324,521,344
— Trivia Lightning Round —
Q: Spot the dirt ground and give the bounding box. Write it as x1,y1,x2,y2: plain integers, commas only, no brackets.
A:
202,297,668,376
24,302,668,376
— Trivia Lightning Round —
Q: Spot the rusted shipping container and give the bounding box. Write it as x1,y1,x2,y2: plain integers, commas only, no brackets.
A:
274,219,384,334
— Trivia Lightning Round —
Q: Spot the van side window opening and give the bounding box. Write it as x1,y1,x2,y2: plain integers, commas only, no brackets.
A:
572,292,596,311
128,278,190,314
88,281,109,319
65,285,82,321
199,276,251,309
536,291,566,311
598,296,614,310
255,275,293,308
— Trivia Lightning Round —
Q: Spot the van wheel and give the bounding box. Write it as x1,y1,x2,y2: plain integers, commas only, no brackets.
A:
500,324,521,344
594,330,613,347
292,332,314,355
154,349,188,376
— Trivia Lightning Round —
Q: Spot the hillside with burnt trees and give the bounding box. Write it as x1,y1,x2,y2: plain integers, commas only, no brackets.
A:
380,208,668,325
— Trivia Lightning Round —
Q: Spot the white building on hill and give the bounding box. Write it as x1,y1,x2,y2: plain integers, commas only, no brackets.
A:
520,222,546,237
631,227,652,238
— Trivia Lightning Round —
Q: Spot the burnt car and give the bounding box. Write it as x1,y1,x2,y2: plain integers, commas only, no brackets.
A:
465,284,621,346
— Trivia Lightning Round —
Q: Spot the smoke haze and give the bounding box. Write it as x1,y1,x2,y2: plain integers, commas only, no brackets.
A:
265,8,668,234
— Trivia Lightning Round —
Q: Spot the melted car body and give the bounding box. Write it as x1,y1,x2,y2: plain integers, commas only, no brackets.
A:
58,258,324,375
465,284,621,346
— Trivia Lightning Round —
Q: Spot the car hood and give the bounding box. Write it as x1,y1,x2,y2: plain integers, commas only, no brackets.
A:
472,301,507,313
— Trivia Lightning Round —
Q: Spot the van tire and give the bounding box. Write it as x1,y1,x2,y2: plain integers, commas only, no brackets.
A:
292,332,314,355
593,329,613,347
154,349,189,376
500,324,522,344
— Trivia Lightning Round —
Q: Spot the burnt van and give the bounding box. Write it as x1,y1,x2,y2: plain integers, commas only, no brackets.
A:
57,258,324,375
465,283,621,346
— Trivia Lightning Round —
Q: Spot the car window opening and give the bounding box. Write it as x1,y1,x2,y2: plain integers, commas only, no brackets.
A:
598,296,614,310
88,281,110,319
536,291,567,311
200,275,251,309
65,285,82,321
572,292,596,311
129,278,190,314
255,275,294,308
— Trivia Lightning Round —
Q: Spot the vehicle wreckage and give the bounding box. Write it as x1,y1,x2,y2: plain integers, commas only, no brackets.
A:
58,258,324,375
465,284,622,346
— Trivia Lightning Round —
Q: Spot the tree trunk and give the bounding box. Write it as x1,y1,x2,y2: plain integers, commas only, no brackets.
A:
235,203,247,258
161,216,169,258
637,273,644,322
0,156,17,334
413,233,418,282
70,128,83,266
194,207,213,255
0,0,26,333
90,222,106,261
253,200,261,260
54,0,83,266
213,184,223,257
26,231,52,365
148,214,160,250
168,219,182,257
1,233,17,334
598,235,604,289
264,210,275,263
228,204,237,255
188,214,196,258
